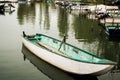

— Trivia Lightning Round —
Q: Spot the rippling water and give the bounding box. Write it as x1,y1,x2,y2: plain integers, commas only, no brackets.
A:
0,2,120,80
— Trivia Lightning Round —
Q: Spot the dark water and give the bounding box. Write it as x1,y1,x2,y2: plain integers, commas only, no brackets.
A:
0,2,120,80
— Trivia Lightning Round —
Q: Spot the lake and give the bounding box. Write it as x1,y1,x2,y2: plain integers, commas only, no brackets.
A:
0,2,120,80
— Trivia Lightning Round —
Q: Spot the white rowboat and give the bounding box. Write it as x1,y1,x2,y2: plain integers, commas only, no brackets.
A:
22,33,116,76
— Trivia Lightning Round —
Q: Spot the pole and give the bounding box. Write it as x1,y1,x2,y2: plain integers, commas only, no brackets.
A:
58,34,66,51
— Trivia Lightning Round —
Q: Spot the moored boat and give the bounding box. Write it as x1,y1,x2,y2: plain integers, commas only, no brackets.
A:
87,4,118,14
22,32,116,76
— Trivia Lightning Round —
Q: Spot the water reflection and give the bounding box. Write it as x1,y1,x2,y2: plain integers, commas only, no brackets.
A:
0,9,15,15
71,14,100,42
57,8,68,36
0,10,5,15
21,44,98,80
17,3,35,25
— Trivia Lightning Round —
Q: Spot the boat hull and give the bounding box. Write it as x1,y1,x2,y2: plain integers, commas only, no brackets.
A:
22,37,114,76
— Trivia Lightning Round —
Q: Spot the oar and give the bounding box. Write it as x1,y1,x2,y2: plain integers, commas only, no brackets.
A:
58,35,66,51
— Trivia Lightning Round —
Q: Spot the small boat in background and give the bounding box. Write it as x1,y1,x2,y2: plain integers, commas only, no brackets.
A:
22,32,116,76
87,4,118,14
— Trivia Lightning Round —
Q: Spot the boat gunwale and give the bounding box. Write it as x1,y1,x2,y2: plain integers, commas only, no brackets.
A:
23,33,117,65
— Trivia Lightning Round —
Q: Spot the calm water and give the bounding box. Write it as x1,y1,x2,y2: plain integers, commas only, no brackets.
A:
0,2,120,80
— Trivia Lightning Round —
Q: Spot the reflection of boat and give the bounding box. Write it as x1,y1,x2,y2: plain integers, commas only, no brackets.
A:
0,3,15,13
0,4,15,15
0,4,5,11
0,9,5,15
22,32,116,76
22,44,98,80
4,3,15,12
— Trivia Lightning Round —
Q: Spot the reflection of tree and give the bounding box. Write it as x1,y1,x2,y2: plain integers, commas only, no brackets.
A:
38,1,50,30
72,15,100,43
44,1,50,30
17,4,26,25
102,41,120,69
108,42,120,70
39,3,43,28
93,34,120,69
57,8,68,37
71,14,119,65
17,3,35,25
